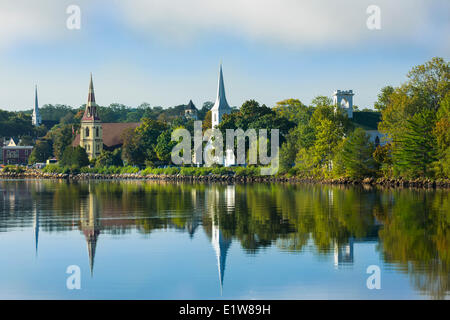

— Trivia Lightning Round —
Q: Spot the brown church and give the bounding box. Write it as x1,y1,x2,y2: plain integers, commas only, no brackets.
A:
72,75,139,159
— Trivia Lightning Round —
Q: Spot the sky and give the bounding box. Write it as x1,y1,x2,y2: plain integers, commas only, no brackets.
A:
0,0,448,111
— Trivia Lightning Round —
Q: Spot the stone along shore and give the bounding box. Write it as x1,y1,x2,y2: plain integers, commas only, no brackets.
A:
1,169,449,188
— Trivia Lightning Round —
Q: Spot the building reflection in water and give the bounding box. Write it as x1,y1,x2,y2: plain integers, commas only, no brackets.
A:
206,185,235,294
80,185,101,276
333,239,354,268
33,202,39,256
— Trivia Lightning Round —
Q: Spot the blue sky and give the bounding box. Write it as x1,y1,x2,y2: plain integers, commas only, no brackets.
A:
0,0,448,111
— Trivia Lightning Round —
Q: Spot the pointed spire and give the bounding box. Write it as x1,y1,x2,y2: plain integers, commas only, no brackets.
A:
35,85,38,109
88,73,96,105
32,85,41,126
82,73,100,121
212,63,230,111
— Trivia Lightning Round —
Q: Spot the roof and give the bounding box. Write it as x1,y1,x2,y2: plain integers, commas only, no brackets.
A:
82,74,101,122
3,146,33,149
185,100,197,111
211,64,231,112
72,122,140,148
351,111,381,130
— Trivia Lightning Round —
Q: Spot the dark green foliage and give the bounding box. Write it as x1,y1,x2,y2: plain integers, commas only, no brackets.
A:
95,149,123,167
352,111,381,130
60,146,89,168
45,124,74,159
339,128,377,178
28,140,53,164
0,110,35,137
393,110,438,178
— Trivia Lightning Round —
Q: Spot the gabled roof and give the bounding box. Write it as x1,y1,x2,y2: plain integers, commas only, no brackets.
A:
185,100,197,111
72,122,140,148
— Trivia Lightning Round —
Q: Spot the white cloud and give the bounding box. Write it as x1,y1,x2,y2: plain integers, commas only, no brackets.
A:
116,0,446,47
0,1,62,48
0,0,447,49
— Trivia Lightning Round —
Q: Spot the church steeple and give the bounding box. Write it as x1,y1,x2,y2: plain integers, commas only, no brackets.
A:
80,74,103,159
32,85,42,126
211,64,231,129
82,73,101,122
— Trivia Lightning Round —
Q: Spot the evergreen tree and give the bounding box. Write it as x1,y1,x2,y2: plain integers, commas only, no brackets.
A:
340,128,377,178
394,110,438,178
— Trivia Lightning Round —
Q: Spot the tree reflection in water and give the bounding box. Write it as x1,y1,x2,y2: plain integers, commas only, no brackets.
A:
0,180,448,299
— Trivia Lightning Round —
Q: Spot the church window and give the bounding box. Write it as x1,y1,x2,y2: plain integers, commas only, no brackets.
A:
375,136,380,147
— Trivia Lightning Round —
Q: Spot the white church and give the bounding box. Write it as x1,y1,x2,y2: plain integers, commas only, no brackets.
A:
201,66,386,168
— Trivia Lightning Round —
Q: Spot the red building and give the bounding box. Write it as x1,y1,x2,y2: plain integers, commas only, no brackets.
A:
2,139,33,165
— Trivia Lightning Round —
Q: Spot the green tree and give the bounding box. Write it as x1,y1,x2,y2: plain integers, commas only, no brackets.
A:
374,86,395,112
95,149,123,167
433,92,450,177
28,140,52,164
121,127,146,165
339,128,377,178
60,146,89,167
393,110,438,178
45,124,74,160
155,129,177,164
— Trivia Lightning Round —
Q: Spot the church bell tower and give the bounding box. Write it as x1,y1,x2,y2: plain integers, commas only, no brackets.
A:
80,74,102,159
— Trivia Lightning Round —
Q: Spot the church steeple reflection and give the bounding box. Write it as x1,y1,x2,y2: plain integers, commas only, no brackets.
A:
80,185,101,276
33,203,39,257
206,185,235,294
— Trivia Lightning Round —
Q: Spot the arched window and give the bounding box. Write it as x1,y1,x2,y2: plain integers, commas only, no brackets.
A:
85,127,90,137
96,127,99,137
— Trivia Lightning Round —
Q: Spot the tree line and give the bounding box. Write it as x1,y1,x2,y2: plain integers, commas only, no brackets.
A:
3,57,448,180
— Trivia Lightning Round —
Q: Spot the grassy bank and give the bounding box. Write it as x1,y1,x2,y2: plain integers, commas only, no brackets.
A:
39,164,262,177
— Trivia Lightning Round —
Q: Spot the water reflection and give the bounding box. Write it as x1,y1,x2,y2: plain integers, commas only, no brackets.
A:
0,180,449,299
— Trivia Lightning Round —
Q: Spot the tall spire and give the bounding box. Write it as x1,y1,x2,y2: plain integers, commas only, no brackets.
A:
32,85,42,126
82,73,100,121
211,64,230,111
88,73,95,105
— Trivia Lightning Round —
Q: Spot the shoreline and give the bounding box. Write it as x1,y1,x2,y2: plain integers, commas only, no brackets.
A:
1,171,449,189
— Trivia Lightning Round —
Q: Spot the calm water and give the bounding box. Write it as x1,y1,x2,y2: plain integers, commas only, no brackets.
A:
0,179,448,300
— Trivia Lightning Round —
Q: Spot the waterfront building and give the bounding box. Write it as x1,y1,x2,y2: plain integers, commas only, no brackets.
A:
1,138,33,165
73,75,140,160
184,100,198,120
203,64,235,167
334,89,388,146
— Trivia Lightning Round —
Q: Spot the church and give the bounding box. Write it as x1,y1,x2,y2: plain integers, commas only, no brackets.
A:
72,75,140,159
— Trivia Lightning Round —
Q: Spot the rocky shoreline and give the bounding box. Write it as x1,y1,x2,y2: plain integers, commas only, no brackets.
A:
1,170,449,188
